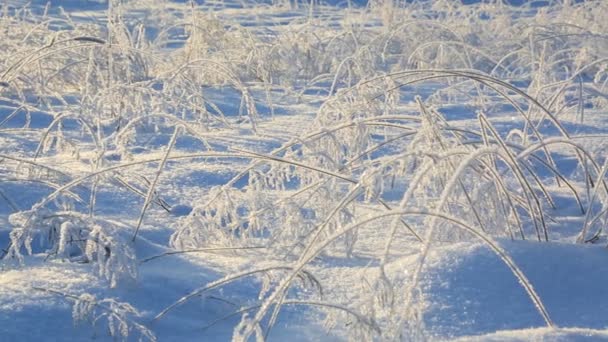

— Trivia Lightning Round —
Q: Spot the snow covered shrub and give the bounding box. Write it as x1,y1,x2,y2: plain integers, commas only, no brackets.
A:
6,209,137,287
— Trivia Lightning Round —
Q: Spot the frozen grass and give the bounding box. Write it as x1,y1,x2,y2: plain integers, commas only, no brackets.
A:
1,0,608,340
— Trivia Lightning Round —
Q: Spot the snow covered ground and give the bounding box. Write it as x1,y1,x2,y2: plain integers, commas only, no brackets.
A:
1,0,608,340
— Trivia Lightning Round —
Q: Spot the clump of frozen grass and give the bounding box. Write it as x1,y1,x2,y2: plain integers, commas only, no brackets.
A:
33,287,156,341
7,209,137,288
72,293,156,341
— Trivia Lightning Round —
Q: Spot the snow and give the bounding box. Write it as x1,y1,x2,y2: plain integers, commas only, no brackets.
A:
1,0,608,341
423,241,608,338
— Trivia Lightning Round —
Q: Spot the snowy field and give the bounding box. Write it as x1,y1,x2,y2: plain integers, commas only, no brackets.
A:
1,0,608,340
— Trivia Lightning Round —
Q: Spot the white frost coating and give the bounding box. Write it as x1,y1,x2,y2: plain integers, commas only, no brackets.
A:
1,0,608,341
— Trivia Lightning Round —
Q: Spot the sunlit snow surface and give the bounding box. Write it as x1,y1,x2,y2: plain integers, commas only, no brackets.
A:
1,0,608,340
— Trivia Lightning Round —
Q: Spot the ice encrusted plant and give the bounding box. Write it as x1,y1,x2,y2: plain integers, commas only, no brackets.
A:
33,287,156,341
6,208,138,288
